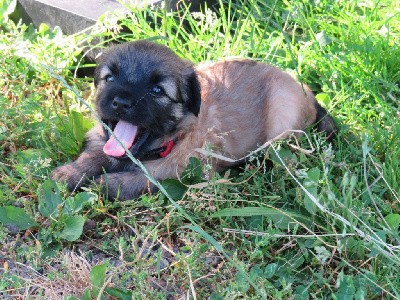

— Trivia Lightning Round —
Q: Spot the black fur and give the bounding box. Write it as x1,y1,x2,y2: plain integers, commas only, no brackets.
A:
94,40,202,155
313,102,337,142
185,71,202,116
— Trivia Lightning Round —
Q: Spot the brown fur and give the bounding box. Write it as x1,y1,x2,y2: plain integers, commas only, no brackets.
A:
52,41,336,200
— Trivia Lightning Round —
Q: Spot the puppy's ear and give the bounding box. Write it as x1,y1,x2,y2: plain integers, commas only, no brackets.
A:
94,69,100,87
92,51,105,88
186,72,202,116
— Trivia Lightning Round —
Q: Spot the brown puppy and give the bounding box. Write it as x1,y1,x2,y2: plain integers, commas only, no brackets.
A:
51,40,336,200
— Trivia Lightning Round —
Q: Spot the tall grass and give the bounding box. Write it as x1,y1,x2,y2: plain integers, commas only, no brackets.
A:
0,0,399,298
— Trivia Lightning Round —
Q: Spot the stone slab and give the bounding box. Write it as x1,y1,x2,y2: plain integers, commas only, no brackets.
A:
13,0,217,35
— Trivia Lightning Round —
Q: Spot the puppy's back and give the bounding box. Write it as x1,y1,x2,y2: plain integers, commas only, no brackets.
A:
194,60,332,162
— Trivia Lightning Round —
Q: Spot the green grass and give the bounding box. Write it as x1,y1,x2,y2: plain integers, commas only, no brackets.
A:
1,0,400,298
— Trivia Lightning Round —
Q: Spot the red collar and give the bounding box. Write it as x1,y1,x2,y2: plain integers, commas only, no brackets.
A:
138,138,176,161
159,139,175,158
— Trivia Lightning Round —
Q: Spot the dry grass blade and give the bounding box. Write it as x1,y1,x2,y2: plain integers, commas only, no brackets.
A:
30,252,91,299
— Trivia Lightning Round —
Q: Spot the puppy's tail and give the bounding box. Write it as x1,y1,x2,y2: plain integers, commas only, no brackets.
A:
305,88,337,142
313,101,337,142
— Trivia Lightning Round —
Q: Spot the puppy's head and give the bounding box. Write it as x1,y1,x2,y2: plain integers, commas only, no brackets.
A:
94,40,201,158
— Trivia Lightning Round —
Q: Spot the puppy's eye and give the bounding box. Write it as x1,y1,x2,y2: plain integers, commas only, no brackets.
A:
104,75,114,82
150,85,163,95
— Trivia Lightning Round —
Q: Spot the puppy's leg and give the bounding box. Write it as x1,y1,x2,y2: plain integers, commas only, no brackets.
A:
96,171,155,200
52,151,111,191
97,159,183,200
51,126,112,191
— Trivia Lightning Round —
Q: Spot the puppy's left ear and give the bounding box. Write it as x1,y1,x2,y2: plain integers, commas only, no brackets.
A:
185,72,202,116
94,68,100,87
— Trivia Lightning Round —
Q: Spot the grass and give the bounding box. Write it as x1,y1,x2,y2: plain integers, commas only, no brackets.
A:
1,0,399,298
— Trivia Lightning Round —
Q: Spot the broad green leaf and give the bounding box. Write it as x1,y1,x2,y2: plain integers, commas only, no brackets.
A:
303,168,320,215
161,179,187,200
209,293,224,300
303,185,317,215
384,214,400,230
181,157,203,185
276,253,304,276
316,93,331,108
211,207,312,229
249,265,263,281
80,288,91,300
59,215,85,241
270,147,296,166
236,270,250,293
58,135,80,157
57,111,92,157
104,287,132,300
355,287,367,300
314,246,331,264
294,285,310,300
264,263,277,279
90,263,108,299
336,273,356,300
286,254,305,270
37,23,50,34
64,192,97,214
307,168,320,183
38,180,63,218
0,206,38,230
70,110,92,147
41,242,62,259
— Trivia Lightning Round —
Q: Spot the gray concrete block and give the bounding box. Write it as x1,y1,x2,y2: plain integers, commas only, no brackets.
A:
14,0,217,35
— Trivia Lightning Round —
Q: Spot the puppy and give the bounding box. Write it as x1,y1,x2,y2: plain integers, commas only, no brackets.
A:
51,40,336,200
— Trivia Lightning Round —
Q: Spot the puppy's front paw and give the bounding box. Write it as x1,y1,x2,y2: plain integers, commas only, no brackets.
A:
51,164,87,192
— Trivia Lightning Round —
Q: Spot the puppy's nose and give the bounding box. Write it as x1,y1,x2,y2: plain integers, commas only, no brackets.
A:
112,97,132,112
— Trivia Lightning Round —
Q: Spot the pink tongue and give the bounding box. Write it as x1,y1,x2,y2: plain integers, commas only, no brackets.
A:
103,120,138,157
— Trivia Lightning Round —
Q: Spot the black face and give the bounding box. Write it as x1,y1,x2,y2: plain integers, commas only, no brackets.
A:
94,40,201,159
